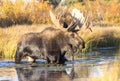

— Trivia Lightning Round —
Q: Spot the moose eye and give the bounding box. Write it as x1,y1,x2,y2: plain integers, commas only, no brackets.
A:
63,22,68,28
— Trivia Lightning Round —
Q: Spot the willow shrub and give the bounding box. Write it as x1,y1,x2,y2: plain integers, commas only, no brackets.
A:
0,0,120,27
0,0,51,27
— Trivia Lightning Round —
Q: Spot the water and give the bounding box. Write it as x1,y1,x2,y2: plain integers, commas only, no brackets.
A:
0,48,120,81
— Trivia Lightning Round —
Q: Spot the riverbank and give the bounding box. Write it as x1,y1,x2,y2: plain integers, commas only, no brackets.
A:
79,26,120,52
0,25,120,58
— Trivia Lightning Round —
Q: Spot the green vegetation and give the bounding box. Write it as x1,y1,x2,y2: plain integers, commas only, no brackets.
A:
79,27,120,52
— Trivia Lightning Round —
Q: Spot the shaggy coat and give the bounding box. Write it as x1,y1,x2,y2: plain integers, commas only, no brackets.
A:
15,27,85,64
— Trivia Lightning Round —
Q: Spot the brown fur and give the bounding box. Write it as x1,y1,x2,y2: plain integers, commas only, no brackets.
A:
15,27,85,64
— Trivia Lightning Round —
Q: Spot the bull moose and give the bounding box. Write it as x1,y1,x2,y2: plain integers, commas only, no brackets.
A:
15,1,91,64
15,27,85,64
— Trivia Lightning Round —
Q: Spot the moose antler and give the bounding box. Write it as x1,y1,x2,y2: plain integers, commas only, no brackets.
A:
49,5,69,31
49,9,61,28
49,3,92,32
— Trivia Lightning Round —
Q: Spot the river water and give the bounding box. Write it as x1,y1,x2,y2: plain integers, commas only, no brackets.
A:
0,48,120,81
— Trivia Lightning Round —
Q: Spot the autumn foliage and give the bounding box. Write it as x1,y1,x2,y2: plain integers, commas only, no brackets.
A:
0,0,52,27
0,0,120,27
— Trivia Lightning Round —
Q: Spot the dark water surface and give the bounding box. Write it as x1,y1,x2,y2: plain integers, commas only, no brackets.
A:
0,48,120,81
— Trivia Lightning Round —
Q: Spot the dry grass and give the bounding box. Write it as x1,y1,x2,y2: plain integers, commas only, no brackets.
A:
79,26,120,52
0,24,51,58
0,25,120,58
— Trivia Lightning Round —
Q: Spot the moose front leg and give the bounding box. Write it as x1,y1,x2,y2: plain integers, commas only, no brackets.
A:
15,51,23,64
68,46,74,63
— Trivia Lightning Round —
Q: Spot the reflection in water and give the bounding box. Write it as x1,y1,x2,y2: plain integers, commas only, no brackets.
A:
0,49,120,81
16,65,74,81
90,65,105,78
15,64,97,81
0,68,18,81
0,61,119,81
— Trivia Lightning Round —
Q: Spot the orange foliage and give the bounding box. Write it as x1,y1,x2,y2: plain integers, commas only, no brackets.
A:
0,0,120,27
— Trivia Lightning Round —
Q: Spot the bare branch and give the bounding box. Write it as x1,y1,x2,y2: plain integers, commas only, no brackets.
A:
83,11,92,32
